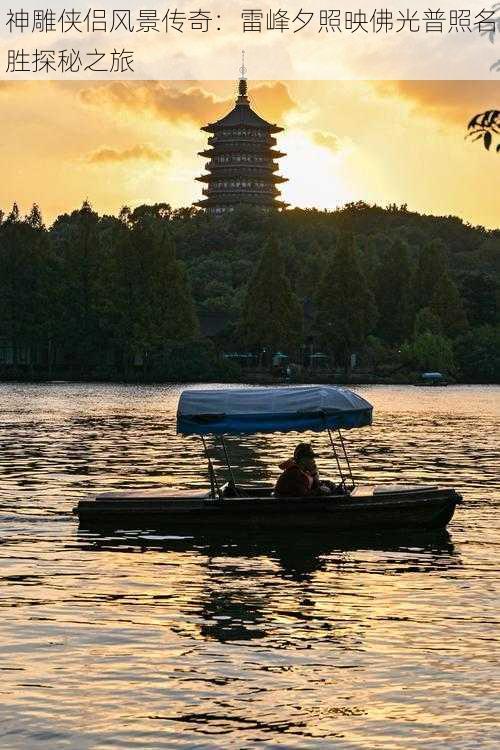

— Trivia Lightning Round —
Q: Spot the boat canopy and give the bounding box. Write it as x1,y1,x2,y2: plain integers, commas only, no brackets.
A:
177,385,373,436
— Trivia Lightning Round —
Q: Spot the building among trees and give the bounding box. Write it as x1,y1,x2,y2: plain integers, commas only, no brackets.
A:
195,64,288,215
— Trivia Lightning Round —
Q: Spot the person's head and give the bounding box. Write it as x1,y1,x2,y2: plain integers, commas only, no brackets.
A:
294,443,315,461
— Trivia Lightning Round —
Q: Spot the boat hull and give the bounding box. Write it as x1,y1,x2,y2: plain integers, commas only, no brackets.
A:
76,487,461,533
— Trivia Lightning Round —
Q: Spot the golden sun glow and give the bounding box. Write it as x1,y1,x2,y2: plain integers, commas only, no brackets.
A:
280,131,354,210
0,80,498,228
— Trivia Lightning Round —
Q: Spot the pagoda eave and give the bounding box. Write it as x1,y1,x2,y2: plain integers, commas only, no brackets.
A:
197,191,283,203
195,197,289,210
198,168,287,183
201,123,283,135
199,147,285,159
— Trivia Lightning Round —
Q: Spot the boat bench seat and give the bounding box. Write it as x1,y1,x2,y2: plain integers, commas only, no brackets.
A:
95,489,209,501
350,486,375,497
222,483,274,498
351,484,438,498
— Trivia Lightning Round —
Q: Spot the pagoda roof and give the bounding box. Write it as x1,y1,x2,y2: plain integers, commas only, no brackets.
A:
203,103,282,134
202,79,283,134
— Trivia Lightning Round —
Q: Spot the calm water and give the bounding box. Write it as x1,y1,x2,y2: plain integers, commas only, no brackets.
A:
0,383,499,750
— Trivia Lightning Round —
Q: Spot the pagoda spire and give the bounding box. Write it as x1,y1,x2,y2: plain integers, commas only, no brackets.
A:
236,50,249,105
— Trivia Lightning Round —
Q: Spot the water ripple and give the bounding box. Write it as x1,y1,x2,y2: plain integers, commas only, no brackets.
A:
0,383,499,749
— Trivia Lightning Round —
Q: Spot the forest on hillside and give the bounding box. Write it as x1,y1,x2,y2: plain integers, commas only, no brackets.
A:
0,200,499,382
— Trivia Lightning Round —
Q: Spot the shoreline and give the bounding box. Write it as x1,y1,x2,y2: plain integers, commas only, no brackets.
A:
0,376,497,387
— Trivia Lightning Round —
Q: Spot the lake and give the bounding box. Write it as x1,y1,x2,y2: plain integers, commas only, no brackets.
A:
0,383,499,749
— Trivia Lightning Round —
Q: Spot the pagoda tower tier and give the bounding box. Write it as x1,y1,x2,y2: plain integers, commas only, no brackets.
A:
195,75,288,214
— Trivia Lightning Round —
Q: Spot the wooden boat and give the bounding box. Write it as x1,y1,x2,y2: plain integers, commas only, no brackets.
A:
75,386,462,532
77,483,460,531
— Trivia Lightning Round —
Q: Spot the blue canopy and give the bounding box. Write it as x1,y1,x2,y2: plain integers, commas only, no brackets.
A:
177,386,373,436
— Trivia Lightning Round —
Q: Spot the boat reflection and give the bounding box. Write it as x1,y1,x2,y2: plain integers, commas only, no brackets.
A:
77,525,457,568
76,525,460,644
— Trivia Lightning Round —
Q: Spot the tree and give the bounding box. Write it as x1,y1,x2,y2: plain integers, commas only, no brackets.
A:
0,210,57,370
127,202,173,225
401,332,455,373
459,271,499,327
364,335,394,373
430,272,468,338
50,201,105,368
454,325,500,382
414,306,442,336
6,202,20,223
107,215,198,367
316,232,376,368
240,237,303,357
414,239,448,310
358,233,382,290
375,237,413,343
25,204,44,229
280,238,325,299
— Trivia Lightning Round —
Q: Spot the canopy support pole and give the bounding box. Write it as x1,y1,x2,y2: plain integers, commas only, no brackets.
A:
326,426,346,489
201,435,222,500
220,436,238,493
337,429,355,489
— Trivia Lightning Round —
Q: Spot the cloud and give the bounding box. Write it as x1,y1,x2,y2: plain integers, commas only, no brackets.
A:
248,82,297,124
86,144,170,164
373,81,500,125
78,80,296,126
0,81,30,94
79,81,223,123
312,130,341,152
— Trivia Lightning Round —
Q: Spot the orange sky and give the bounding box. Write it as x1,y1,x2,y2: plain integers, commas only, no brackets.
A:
0,79,499,228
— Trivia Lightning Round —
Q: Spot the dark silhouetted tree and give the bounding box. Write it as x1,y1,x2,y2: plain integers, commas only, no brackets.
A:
316,232,376,368
0,210,57,370
107,215,198,366
454,325,500,382
6,202,20,223
414,307,442,336
375,238,413,343
25,204,44,229
241,237,303,356
460,271,499,327
414,238,448,310
430,272,468,338
52,201,101,366
401,332,455,373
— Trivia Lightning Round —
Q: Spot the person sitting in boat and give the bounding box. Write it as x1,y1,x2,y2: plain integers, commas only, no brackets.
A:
274,443,320,497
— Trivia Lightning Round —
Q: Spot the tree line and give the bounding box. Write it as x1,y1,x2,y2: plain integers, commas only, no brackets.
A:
0,200,498,382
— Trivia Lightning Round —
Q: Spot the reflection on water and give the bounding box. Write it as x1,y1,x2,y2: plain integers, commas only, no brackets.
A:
0,383,499,749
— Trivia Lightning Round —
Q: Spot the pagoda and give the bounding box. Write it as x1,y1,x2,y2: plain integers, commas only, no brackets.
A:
195,60,288,214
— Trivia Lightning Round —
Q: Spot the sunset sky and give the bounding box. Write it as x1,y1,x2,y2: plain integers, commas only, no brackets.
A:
0,79,498,228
